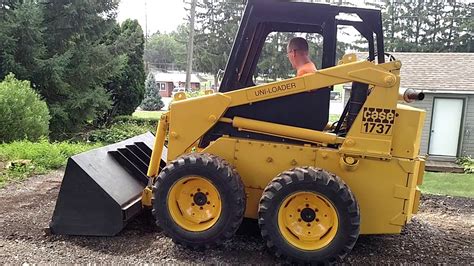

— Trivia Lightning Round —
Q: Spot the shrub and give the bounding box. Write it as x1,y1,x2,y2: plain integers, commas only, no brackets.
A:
0,139,101,187
88,121,156,144
185,89,206,98
456,156,474,174
0,73,50,142
114,115,160,125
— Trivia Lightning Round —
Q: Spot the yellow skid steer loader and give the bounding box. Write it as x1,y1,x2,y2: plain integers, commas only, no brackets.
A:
50,0,426,263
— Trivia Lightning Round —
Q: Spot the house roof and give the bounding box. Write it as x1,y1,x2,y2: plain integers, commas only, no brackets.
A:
151,71,201,84
353,52,474,92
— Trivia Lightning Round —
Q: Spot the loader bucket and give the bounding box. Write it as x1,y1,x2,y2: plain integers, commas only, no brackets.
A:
50,132,166,236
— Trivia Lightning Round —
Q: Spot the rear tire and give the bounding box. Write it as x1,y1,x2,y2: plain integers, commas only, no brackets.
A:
258,167,360,264
152,153,245,249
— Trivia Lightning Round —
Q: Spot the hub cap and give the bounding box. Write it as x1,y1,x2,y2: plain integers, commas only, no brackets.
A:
300,208,316,222
167,176,221,232
277,191,339,250
193,192,207,206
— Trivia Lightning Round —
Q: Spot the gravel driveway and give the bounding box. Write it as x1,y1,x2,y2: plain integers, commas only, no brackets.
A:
0,171,472,264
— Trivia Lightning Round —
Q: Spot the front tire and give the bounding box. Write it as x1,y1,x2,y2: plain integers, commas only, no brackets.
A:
258,167,360,264
153,153,246,249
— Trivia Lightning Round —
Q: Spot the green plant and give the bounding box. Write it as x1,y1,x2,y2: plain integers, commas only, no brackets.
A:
0,139,100,187
185,89,206,98
114,115,160,125
456,156,474,174
166,90,205,108
88,121,155,144
0,73,51,142
329,114,341,123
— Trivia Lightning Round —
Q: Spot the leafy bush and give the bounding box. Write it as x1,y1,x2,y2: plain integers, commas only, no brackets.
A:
0,139,101,187
88,121,156,144
166,89,205,109
0,73,50,142
185,89,206,98
114,115,160,125
456,156,474,174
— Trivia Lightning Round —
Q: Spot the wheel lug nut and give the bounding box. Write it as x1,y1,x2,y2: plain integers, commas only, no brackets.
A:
298,219,302,222
315,208,319,212
191,203,195,206
307,223,311,227
297,209,301,212
200,207,203,210
197,188,201,192
316,218,320,222
190,194,194,197
305,204,309,207
207,201,210,205
205,192,209,195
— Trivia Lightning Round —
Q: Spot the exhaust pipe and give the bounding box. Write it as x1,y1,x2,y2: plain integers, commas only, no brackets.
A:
399,88,425,103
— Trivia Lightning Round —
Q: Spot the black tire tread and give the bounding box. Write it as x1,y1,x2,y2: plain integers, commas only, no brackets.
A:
152,153,246,249
258,167,360,264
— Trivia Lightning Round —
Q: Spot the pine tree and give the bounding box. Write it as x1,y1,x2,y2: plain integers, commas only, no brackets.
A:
104,19,146,119
193,0,246,83
35,0,123,137
0,0,146,138
141,73,164,111
0,0,45,84
370,0,472,53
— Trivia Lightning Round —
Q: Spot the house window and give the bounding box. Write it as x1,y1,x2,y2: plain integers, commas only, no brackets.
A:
157,82,166,91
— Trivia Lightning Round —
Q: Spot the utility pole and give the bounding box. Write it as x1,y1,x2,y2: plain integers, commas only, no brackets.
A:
144,0,148,48
185,0,197,91
144,0,149,72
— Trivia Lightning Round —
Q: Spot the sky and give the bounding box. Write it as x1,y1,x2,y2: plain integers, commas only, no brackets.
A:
117,0,474,36
117,0,187,36
116,0,380,36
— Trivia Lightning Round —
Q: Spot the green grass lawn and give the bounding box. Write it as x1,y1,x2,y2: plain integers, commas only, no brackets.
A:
420,172,474,198
333,84,344,93
0,140,101,187
132,110,164,119
329,114,341,123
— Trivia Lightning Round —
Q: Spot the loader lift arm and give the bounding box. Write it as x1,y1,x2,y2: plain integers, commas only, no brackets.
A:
147,55,402,179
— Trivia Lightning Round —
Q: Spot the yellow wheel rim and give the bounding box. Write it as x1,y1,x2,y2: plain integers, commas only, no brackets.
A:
277,191,339,250
167,176,222,232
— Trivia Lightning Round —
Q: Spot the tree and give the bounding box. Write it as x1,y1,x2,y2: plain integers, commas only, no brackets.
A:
103,19,146,122
256,32,295,81
193,0,246,84
141,73,164,111
34,0,122,137
0,0,45,84
192,0,351,82
0,0,148,138
366,0,473,53
145,31,187,71
0,0,122,137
